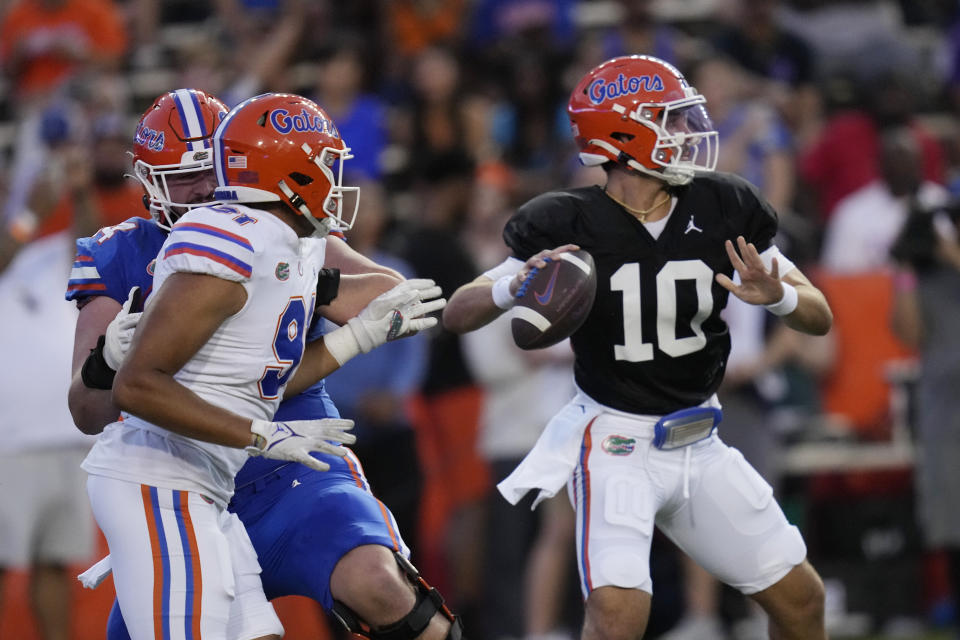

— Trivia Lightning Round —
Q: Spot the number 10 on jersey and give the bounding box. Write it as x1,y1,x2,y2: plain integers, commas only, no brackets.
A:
611,260,715,362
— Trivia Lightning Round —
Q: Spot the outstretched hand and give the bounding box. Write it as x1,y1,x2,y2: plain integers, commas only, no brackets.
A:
715,236,784,306
323,278,447,366
349,278,447,352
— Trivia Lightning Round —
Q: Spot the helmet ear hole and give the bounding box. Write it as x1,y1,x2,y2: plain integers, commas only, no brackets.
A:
611,132,634,143
288,171,313,186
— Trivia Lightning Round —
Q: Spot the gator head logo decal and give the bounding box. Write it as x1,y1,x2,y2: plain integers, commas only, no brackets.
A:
601,435,636,456
275,262,290,281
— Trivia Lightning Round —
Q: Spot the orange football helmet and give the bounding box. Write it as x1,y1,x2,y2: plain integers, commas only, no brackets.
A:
568,55,718,185
132,88,229,229
212,93,358,237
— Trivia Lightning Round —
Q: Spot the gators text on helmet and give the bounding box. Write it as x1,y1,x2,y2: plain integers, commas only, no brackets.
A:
568,55,719,186
212,93,358,238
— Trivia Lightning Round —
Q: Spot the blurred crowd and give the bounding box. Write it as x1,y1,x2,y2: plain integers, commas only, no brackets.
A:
2,0,960,639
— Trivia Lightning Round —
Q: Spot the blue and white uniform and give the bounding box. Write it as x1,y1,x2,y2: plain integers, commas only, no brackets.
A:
231,318,409,610
69,209,407,640
67,217,166,305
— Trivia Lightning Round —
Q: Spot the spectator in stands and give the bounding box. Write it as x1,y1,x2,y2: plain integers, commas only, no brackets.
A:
2,98,85,242
386,0,469,58
946,13,960,116
12,111,142,246
693,54,795,213
3,70,130,240
778,0,921,85
467,0,576,52
822,127,950,274
461,163,577,640
177,0,307,106
407,47,475,168
0,0,126,106
397,152,487,627
313,44,388,180
599,0,702,72
800,71,945,222
127,0,161,69
323,180,428,549
388,46,494,193
486,48,567,182
0,219,96,640
712,0,820,144
890,194,960,638
213,0,285,47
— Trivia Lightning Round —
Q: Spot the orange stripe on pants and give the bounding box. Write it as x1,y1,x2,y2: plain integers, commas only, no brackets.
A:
179,491,203,639
140,485,164,639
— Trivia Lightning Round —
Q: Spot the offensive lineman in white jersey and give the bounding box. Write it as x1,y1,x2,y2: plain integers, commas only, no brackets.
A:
83,93,445,639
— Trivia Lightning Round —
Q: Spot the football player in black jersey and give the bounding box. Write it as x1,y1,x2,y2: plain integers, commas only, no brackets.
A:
444,55,832,640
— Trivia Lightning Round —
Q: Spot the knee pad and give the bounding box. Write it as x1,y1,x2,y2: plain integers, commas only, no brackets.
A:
330,551,464,640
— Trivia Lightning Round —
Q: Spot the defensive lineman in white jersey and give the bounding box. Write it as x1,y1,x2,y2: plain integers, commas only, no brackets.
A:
83,203,330,505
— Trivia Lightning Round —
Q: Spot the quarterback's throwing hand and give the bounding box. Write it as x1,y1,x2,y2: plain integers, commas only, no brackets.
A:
246,418,356,472
715,236,784,306
103,286,143,370
512,244,580,295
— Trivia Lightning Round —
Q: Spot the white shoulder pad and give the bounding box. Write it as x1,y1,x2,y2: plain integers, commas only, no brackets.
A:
159,207,258,282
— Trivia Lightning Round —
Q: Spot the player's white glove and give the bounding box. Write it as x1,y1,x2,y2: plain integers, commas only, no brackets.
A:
245,418,356,472
348,278,446,351
324,279,447,365
102,286,142,370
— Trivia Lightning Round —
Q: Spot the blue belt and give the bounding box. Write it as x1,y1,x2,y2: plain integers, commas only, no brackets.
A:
653,407,722,450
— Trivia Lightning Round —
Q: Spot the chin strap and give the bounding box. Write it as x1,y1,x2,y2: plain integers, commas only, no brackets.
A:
330,552,465,640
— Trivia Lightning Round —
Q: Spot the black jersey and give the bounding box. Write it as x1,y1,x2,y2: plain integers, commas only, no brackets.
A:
503,172,778,414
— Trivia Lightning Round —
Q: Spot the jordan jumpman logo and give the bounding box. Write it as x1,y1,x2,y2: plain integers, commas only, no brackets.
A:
685,214,703,234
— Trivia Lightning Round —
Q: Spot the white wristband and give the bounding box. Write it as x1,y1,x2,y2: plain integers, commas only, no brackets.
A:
323,323,361,365
491,274,517,310
764,282,799,316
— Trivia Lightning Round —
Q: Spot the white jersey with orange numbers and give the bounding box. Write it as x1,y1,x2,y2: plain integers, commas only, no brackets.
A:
82,204,326,506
